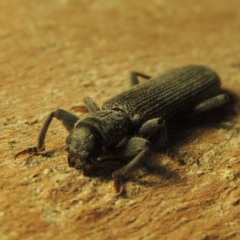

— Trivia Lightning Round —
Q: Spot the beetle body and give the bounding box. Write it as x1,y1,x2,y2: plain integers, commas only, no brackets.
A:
103,65,221,124
20,65,229,178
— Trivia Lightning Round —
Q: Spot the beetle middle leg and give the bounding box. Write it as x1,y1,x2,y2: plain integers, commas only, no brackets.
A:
112,137,151,178
130,72,152,86
138,118,167,145
112,118,167,178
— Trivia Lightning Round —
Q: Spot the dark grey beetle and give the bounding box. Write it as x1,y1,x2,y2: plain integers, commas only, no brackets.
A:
21,65,229,178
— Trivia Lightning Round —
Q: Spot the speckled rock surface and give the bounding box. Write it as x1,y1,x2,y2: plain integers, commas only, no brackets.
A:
1,1,240,239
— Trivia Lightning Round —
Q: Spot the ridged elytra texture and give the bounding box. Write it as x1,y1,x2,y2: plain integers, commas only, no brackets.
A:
103,65,221,125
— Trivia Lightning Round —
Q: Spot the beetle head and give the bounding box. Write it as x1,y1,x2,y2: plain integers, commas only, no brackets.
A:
66,126,102,169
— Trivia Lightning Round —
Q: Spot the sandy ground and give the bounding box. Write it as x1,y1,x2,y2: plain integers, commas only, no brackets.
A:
1,0,240,239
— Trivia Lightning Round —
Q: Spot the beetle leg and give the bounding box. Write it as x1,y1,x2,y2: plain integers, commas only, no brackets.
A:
83,96,100,112
15,109,79,157
130,72,152,86
138,118,167,146
192,94,229,115
37,109,79,152
112,137,151,178
112,118,168,178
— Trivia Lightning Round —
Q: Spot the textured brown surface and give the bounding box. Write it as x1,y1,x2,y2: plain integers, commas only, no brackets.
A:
1,1,240,239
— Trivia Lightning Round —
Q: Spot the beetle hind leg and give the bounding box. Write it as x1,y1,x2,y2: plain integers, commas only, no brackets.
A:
192,93,229,115
130,72,152,86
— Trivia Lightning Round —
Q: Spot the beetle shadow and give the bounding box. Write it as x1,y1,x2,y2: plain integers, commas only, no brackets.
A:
82,159,128,179
81,154,183,190
81,145,184,188
82,152,182,179
135,154,183,187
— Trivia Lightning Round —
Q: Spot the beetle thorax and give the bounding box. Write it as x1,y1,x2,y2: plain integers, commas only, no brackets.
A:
76,109,132,148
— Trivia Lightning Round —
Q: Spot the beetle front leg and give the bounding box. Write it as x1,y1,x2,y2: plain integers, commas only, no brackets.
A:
15,109,79,157
37,109,79,151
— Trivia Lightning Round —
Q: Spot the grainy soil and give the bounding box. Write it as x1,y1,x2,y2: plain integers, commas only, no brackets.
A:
0,1,240,239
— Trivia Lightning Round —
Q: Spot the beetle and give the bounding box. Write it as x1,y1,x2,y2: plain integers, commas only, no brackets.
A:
17,65,229,178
